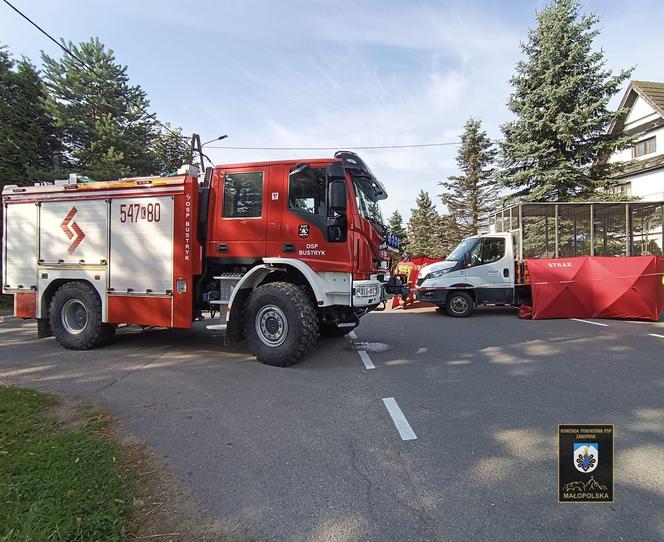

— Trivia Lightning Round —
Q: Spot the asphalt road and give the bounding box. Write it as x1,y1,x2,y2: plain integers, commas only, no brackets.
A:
1,306,663,541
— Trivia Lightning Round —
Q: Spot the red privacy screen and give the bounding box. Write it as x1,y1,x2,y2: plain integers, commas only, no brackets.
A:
526,256,664,321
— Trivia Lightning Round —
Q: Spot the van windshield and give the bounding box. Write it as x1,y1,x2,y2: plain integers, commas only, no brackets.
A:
447,238,479,261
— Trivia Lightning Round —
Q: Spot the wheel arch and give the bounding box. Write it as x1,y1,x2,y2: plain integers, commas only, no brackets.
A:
225,262,321,344
40,278,102,319
448,285,476,303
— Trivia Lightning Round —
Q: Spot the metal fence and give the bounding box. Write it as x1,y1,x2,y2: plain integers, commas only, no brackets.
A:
488,202,664,259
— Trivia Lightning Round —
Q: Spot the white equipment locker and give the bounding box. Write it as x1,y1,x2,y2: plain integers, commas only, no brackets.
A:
39,200,108,264
109,196,174,294
3,203,38,290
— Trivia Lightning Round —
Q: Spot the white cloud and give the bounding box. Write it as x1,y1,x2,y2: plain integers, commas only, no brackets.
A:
197,2,522,219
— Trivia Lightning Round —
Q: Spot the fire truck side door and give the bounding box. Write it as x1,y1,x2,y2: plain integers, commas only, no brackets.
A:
279,164,351,272
210,168,268,261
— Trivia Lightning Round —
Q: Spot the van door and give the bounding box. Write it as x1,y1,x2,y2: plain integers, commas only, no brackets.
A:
465,237,513,304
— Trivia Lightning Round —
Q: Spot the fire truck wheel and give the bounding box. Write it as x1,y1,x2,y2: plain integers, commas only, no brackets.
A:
244,282,319,367
320,323,355,338
49,282,113,350
444,291,474,318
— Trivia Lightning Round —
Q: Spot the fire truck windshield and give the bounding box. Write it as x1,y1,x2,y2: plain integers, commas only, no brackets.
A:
354,181,385,227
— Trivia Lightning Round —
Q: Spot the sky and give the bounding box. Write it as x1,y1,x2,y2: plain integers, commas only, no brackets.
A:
1,0,663,219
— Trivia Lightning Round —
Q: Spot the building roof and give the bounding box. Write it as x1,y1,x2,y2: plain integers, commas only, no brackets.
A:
632,81,664,116
609,80,664,135
607,153,664,179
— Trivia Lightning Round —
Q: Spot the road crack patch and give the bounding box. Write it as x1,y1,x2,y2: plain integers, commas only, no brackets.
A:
93,345,175,394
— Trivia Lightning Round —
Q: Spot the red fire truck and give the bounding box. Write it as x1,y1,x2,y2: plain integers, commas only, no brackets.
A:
2,152,398,366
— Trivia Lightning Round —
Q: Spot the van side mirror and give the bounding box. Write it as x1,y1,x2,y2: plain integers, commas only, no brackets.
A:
327,180,347,211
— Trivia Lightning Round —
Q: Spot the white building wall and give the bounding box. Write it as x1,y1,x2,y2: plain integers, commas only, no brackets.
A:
608,126,664,163
623,168,664,201
624,96,658,130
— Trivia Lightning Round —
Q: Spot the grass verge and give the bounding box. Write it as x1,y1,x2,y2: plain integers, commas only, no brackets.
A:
0,386,133,541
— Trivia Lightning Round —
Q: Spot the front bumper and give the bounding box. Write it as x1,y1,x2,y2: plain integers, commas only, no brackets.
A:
415,287,448,305
352,279,385,307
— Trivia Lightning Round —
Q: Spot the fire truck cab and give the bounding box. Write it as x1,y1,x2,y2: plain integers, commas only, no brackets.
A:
2,151,396,366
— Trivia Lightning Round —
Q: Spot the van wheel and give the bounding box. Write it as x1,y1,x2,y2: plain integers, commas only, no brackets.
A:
445,291,473,318
244,282,319,367
49,282,114,350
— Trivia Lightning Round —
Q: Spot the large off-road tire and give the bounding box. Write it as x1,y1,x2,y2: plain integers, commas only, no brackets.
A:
444,291,474,318
320,323,355,338
49,282,115,350
244,282,319,367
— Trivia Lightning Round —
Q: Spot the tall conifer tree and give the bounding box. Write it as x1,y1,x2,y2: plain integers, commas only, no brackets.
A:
0,46,60,186
387,210,408,255
498,0,633,201
441,117,497,236
407,191,443,257
41,38,188,179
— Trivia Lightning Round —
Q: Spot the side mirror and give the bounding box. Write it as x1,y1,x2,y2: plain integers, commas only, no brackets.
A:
326,162,346,182
327,180,347,211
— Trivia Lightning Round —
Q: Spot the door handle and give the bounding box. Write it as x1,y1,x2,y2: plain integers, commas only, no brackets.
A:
217,243,228,253
283,244,295,253
503,268,509,277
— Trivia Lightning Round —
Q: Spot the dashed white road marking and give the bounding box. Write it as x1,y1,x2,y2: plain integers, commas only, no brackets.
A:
358,350,375,370
649,333,664,339
570,318,609,327
382,397,417,441
349,330,374,369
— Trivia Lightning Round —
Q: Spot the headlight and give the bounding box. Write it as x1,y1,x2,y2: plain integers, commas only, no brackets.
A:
355,284,381,297
425,269,451,281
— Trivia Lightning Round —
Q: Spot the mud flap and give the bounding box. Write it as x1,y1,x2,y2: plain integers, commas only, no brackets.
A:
37,318,52,338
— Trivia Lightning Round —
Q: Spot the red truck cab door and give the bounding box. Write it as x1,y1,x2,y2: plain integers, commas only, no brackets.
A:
208,167,268,262
274,162,352,273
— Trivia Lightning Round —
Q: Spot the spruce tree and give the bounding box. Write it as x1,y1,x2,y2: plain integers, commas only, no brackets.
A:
0,46,61,186
387,210,408,255
440,117,497,236
437,213,463,257
498,0,633,201
407,191,443,258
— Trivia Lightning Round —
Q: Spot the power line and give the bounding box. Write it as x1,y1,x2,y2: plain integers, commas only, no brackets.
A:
2,0,189,148
206,141,464,151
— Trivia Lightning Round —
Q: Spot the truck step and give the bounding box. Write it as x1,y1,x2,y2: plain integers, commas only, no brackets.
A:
213,273,243,308
213,273,245,280
205,323,228,331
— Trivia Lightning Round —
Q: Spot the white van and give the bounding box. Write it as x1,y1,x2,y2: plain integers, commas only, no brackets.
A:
415,233,519,317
